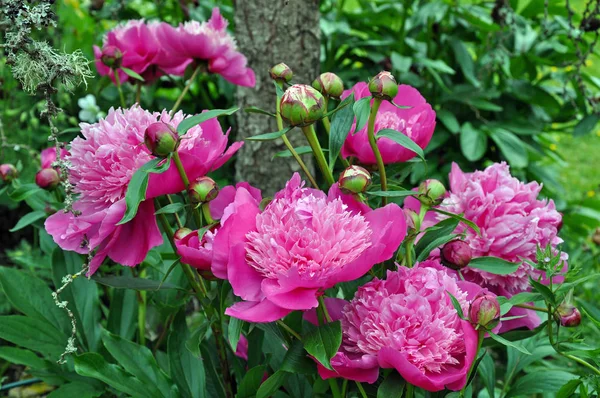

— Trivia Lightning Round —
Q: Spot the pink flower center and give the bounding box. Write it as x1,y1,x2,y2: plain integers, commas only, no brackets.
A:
245,194,372,281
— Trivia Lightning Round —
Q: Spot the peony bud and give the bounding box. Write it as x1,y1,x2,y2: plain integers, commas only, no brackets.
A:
368,71,398,101
417,179,447,206
174,227,193,240
279,84,326,127
0,164,17,183
188,176,219,204
35,168,60,190
269,63,293,84
440,240,472,270
100,45,123,69
555,290,581,327
312,72,344,99
144,122,180,158
469,293,501,330
338,165,372,194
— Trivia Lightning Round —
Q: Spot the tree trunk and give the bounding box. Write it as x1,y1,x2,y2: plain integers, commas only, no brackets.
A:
233,0,320,195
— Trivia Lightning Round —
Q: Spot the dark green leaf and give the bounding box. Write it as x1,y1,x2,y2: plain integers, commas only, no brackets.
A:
468,257,520,275
0,347,47,369
420,58,455,74
281,340,315,375
273,81,284,98
273,146,314,158
468,99,503,111
168,312,206,398
477,351,496,398
106,288,138,340
120,67,144,81
391,52,412,73
573,114,600,137
377,129,425,161
176,107,239,135
353,96,372,133
302,321,342,371
329,93,355,168
0,315,67,358
446,292,466,319
506,371,577,398
448,38,479,87
556,379,582,398
228,317,245,352
432,208,480,234
237,365,267,398
437,109,460,134
416,233,458,262
93,275,185,291
490,128,528,168
8,184,42,201
9,210,46,232
488,332,531,355
256,370,289,398
246,126,293,141
47,382,104,398
529,278,556,305
244,107,276,117
377,372,405,398
460,122,487,161
366,190,416,198
154,202,185,215
415,218,460,258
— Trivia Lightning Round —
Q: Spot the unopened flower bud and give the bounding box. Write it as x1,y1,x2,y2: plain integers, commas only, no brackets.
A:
0,164,17,183
555,290,581,327
368,71,398,101
35,168,60,190
469,293,501,330
280,84,326,127
174,227,193,240
188,176,219,204
312,72,344,99
144,122,180,158
338,165,371,194
101,45,123,69
441,240,472,270
269,63,293,84
418,179,446,206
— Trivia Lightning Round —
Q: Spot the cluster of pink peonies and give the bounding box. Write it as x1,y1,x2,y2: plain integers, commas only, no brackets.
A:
94,8,255,87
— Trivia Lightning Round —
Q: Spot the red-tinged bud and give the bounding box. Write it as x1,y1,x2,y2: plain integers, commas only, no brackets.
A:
188,176,219,204
312,72,344,99
280,84,326,127
418,179,446,206
0,164,17,183
174,227,193,240
144,122,180,158
368,71,398,101
469,293,501,330
269,63,293,84
35,168,60,190
338,165,372,194
440,240,473,270
555,290,581,327
101,45,123,69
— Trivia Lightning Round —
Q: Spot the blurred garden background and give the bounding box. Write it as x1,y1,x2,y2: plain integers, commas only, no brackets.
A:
1,0,600,396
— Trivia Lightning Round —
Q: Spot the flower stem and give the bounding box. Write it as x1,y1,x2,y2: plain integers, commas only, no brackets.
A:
328,379,342,398
171,65,201,116
405,383,414,398
356,381,367,398
275,83,318,187
201,203,214,224
367,97,387,205
301,124,335,187
172,152,203,228
317,295,333,323
460,330,485,396
137,268,147,345
114,70,126,109
166,194,183,229
514,303,550,313
136,83,142,105
277,320,302,341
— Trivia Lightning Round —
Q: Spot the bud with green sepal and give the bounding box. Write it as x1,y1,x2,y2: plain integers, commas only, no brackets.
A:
312,72,344,99
417,179,447,206
279,84,326,127
36,168,60,190
174,227,193,240
440,239,472,270
554,290,581,327
469,293,501,330
101,45,123,69
0,164,17,183
368,71,398,101
144,122,180,158
188,176,219,204
269,63,293,84
338,165,372,194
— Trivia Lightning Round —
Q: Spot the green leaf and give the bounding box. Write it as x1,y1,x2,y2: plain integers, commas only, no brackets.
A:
273,145,314,158
446,292,466,319
477,351,496,398
120,67,144,81
117,157,171,225
227,317,244,352
366,190,416,198
168,312,206,398
0,315,67,358
154,202,185,215
244,106,276,117
529,278,556,305
460,122,487,161
47,382,104,398
556,379,582,398
102,331,173,398
488,332,531,355
0,347,47,369
415,218,460,257
0,267,70,334
246,126,294,141
420,58,455,74
74,353,155,398
93,275,185,291
329,93,355,168
432,208,480,235
468,99,503,112
176,107,239,135
391,52,412,73
448,38,480,87
281,340,315,375
437,109,460,134
302,321,342,371
416,233,458,262
237,365,267,398
8,184,43,201
505,370,577,398
9,210,46,232
377,128,425,161
353,96,372,133
468,257,520,275
106,288,138,340
273,80,284,98
256,370,289,398
377,372,405,398
490,128,528,168
573,114,600,136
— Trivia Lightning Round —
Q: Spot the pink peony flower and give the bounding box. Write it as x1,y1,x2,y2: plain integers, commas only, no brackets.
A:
41,147,69,169
341,82,436,164
154,8,255,87
45,105,242,276
315,263,481,391
212,173,407,323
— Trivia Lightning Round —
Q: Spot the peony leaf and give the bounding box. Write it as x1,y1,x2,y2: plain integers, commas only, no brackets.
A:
244,106,276,117
176,107,239,135
432,208,480,235
227,317,245,352
529,277,556,305
302,320,342,371
154,202,185,215
280,339,315,375
416,233,459,262
490,128,528,168
460,122,487,161
366,190,416,198
9,210,46,232
415,218,460,260
377,372,405,398
446,291,466,320
488,331,531,355
246,126,293,141
119,67,144,82
352,96,372,133
93,275,185,291
556,379,582,398
468,256,520,275
256,370,289,398
573,114,599,137
237,365,267,398
8,183,43,202
328,93,355,168
376,128,425,161
273,145,314,158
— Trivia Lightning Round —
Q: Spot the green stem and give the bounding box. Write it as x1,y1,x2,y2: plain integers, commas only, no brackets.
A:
328,379,342,398
514,303,550,313
201,203,215,225
114,70,126,108
460,330,485,396
277,320,302,341
166,194,183,229
341,379,348,398
172,152,203,228
136,83,142,105
405,383,414,398
367,98,387,205
356,381,367,398
317,295,333,323
137,268,147,346
171,65,201,116
301,124,335,186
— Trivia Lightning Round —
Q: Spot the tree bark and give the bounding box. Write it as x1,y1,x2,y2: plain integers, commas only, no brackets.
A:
233,0,319,195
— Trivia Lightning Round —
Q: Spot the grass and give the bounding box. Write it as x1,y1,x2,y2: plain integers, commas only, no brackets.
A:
556,130,600,201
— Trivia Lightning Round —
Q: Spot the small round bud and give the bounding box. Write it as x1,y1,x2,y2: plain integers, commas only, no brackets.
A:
174,227,193,240
312,72,344,99
469,293,501,330
101,45,123,69
188,176,219,204
555,304,582,327
440,240,472,270
144,122,180,158
368,71,398,101
280,84,326,127
259,197,272,211
269,63,293,83
338,165,372,194
35,168,60,190
417,179,447,206
0,164,18,183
